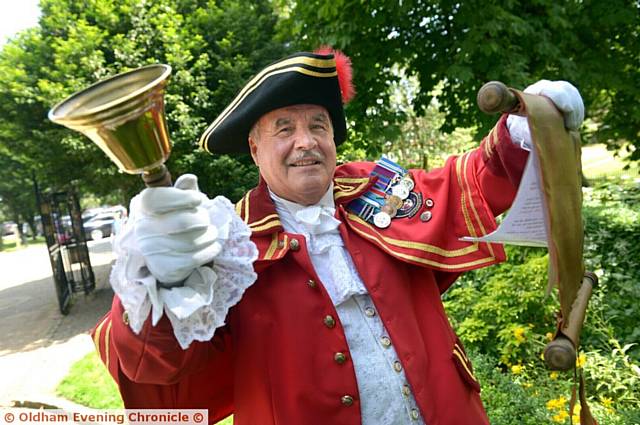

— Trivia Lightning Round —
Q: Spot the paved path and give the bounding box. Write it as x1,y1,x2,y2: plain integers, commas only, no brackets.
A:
0,240,116,407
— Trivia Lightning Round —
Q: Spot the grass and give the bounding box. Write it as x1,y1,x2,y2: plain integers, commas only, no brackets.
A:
582,143,639,180
57,352,124,409
57,351,234,425
0,235,46,252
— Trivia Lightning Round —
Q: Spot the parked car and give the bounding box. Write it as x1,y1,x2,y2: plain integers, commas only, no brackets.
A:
83,211,120,241
2,222,17,236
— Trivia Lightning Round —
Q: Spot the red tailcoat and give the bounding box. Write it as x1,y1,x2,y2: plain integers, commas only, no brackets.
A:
92,116,527,424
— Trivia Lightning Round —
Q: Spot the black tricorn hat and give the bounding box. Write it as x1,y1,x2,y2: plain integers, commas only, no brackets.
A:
199,50,354,155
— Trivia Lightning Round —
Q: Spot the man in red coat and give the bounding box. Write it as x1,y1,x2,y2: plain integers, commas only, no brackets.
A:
93,50,583,424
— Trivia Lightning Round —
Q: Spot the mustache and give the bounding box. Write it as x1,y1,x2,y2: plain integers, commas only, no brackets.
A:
289,151,325,164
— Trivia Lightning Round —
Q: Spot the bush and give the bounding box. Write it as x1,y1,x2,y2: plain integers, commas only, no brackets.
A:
445,177,640,423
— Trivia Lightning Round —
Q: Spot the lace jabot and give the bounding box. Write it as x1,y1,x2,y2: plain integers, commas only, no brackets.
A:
110,195,258,349
270,186,368,305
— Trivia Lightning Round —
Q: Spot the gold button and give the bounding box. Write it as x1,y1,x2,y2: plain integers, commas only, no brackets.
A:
122,311,129,325
380,336,392,348
289,239,300,251
341,395,354,406
323,315,336,328
334,352,347,364
364,307,376,317
402,384,411,397
393,360,402,372
411,409,419,420
307,279,317,288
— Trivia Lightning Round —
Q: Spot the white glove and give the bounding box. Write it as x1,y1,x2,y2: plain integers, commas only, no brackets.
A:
134,174,222,285
507,80,584,150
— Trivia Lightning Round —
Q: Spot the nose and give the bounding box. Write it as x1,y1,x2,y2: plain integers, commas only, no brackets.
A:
293,127,317,150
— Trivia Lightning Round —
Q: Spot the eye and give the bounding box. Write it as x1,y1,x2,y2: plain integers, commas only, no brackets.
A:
311,124,327,132
277,127,293,135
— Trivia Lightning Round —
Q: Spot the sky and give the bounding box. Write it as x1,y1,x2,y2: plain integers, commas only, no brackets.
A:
0,0,42,47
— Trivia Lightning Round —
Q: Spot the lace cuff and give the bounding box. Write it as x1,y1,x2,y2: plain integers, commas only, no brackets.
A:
110,195,258,349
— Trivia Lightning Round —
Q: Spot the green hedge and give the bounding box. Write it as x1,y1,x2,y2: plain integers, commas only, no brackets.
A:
445,178,640,423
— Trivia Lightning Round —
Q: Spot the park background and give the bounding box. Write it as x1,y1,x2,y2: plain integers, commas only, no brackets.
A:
0,0,638,424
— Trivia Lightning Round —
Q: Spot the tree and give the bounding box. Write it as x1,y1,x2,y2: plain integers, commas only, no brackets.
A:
282,0,640,161
0,0,287,217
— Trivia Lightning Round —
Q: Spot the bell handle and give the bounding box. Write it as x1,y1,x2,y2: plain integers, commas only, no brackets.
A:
142,164,173,187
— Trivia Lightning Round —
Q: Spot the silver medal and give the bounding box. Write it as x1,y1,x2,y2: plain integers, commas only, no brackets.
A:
401,177,415,191
373,211,391,228
391,184,410,200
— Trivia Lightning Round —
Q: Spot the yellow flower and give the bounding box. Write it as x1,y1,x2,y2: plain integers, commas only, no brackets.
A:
600,396,614,413
546,332,554,341
513,326,526,343
546,396,567,411
550,371,559,380
552,410,569,423
576,353,587,368
511,364,524,375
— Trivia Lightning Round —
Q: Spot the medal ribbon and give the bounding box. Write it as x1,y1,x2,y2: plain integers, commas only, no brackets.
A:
347,155,408,225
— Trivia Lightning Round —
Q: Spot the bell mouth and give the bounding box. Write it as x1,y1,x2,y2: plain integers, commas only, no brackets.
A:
48,64,171,127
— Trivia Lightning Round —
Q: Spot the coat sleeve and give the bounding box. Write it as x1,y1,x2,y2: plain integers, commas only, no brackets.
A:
413,114,528,291
472,114,529,215
91,295,235,422
338,115,528,287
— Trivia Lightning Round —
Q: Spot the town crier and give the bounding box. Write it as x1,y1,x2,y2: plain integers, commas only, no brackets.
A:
92,48,584,424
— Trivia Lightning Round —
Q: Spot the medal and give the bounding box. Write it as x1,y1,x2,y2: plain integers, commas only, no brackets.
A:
420,211,432,222
373,211,391,228
392,184,410,200
401,177,414,191
348,155,423,228
381,204,397,218
386,195,403,210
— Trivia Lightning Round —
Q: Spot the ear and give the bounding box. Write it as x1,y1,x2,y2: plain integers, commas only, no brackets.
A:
248,136,259,166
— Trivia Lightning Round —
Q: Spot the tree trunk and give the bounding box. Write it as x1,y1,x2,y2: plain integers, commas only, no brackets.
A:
421,152,429,171
25,216,37,241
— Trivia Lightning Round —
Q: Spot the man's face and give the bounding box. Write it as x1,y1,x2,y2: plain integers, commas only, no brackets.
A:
249,104,337,206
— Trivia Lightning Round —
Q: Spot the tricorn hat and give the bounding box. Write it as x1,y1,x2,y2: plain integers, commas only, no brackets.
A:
199,49,354,155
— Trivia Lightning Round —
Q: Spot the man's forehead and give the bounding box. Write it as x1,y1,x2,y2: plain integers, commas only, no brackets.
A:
260,104,330,125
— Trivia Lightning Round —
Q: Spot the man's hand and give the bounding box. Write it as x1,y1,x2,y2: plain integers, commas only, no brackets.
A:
507,80,584,150
134,174,221,286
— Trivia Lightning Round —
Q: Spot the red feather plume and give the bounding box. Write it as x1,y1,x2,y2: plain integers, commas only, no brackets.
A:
314,46,355,104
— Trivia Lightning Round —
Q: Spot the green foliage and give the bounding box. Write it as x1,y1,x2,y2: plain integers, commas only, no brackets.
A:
283,0,640,161
445,177,640,422
580,179,640,359
0,0,284,217
57,351,123,409
444,247,556,366
471,351,552,424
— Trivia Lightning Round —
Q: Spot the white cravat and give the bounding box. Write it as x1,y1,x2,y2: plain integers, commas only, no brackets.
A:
269,185,368,305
